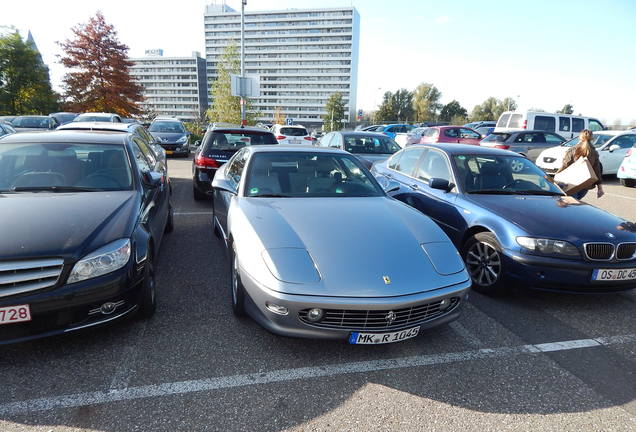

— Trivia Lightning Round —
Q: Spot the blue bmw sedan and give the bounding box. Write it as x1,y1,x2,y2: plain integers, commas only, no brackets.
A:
372,144,636,294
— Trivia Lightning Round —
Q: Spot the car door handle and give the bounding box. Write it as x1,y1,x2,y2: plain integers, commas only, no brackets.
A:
385,173,393,179
409,184,419,190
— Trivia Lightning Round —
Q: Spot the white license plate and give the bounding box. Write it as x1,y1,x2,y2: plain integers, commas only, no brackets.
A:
592,268,636,281
349,326,420,345
0,304,31,325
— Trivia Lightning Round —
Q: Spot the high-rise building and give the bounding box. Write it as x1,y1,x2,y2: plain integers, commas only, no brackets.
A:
130,50,209,121
204,4,360,127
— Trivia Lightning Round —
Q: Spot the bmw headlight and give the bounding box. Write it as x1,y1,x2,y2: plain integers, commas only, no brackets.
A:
68,239,131,284
516,237,579,258
176,135,188,144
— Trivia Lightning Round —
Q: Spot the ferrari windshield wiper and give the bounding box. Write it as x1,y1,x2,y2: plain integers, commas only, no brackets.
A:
11,186,103,192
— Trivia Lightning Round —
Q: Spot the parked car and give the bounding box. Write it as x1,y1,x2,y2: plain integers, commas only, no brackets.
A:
11,115,59,132
372,144,636,294
474,126,494,138
376,124,415,142
49,112,77,125
480,130,566,162
464,121,496,130
73,112,122,123
211,145,470,343
0,129,173,344
617,145,636,187
494,111,605,140
0,121,16,137
57,121,167,166
148,118,190,158
405,127,429,146
536,131,636,175
0,116,16,124
192,126,278,200
359,125,385,132
271,124,313,145
420,126,481,145
317,131,401,168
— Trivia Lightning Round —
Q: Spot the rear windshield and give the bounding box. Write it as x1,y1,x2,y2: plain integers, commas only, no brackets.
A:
0,143,132,192
149,121,185,133
496,114,510,128
343,135,400,154
74,115,113,122
280,127,308,136
203,130,278,153
12,117,50,128
481,133,510,143
508,114,523,128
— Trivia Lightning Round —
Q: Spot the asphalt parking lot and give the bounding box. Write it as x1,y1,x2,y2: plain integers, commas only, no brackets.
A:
1,156,635,432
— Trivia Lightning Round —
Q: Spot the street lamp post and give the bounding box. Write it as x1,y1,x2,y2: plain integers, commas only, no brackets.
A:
240,0,247,126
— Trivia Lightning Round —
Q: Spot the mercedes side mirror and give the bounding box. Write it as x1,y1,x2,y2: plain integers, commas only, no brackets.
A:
608,144,620,152
429,178,454,192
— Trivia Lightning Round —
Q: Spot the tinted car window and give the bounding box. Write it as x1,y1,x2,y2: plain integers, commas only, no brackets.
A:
612,135,636,149
559,117,570,132
416,150,450,182
131,138,152,172
444,128,459,138
459,128,480,139
280,127,308,136
588,119,604,132
74,115,115,122
149,121,185,133
227,149,249,186
343,135,399,154
496,114,511,128
571,118,584,133
481,133,509,143
395,148,423,176
545,133,564,144
508,114,523,128
245,152,383,198
0,143,132,191
534,116,556,132
203,130,277,155
12,117,50,128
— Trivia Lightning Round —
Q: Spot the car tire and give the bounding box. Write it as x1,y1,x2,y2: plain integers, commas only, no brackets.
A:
164,204,174,233
620,178,636,187
193,185,207,201
463,232,506,295
229,244,246,316
138,254,157,318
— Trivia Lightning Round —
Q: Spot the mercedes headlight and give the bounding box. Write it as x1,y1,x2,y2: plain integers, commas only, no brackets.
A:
516,237,579,257
68,239,131,284
176,136,188,144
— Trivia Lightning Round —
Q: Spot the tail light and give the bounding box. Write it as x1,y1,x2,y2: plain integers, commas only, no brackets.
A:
276,135,286,140
194,154,220,169
303,136,314,141
522,120,527,129
625,148,633,158
494,144,510,150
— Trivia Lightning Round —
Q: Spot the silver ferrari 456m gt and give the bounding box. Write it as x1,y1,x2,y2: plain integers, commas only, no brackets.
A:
212,145,471,344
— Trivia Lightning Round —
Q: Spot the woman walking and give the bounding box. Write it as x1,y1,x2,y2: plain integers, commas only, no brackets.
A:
556,129,604,200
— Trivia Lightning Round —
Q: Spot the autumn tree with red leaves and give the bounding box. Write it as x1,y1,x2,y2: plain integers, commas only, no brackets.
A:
58,12,143,116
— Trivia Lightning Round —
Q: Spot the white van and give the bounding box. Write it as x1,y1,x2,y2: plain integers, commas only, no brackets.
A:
494,111,605,140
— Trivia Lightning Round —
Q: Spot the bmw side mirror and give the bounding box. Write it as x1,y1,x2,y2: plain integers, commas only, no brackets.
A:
142,171,163,188
429,178,454,192
375,175,400,193
608,144,620,152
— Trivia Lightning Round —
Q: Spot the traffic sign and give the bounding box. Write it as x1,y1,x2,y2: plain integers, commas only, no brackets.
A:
285,118,293,125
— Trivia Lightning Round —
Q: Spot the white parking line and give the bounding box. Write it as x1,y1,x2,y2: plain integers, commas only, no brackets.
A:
173,211,213,216
1,334,634,416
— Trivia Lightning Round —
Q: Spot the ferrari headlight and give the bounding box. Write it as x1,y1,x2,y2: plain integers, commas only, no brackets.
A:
517,237,579,257
68,239,131,284
176,135,188,144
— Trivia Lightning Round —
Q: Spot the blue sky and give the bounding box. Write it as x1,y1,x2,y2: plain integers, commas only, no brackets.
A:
3,0,635,124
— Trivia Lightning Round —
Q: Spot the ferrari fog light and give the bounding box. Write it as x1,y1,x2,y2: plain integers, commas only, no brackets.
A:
439,298,452,310
306,308,324,322
265,302,289,316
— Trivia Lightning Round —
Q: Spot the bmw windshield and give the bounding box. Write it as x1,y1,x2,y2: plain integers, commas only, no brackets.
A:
0,143,133,192
244,152,384,198
454,154,563,196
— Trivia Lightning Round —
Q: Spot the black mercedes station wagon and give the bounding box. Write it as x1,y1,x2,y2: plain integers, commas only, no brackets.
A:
0,130,173,344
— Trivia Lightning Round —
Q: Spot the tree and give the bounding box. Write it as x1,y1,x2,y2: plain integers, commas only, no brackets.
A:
206,43,257,125
557,104,574,114
392,88,414,122
470,97,517,121
322,92,345,132
439,100,467,123
412,83,442,122
58,12,143,116
0,32,58,114
375,91,397,123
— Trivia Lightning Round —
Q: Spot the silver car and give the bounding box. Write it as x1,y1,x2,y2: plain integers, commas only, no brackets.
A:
211,146,470,344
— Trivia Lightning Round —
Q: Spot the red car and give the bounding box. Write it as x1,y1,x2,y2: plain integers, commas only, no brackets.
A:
419,126,482,145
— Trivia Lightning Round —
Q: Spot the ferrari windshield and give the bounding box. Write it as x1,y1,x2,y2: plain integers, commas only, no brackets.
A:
454,154,563,195
245,152,384,198
0,143,133,192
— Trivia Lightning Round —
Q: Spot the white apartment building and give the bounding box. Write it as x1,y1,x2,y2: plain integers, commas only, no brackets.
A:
204,4,360,127
130,50,209,121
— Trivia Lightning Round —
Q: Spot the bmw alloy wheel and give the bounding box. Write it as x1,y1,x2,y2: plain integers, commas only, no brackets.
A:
465,241,501,287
